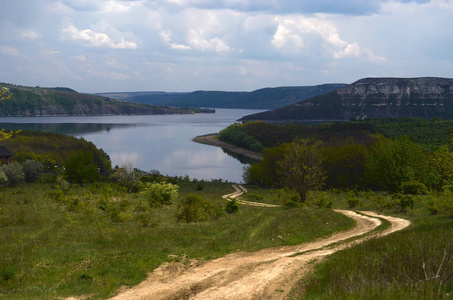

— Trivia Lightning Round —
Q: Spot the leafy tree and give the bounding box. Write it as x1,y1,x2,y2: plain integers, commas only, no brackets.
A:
277,139,326,202
425,145,453,190
64,149,99,184
243,144,286,186
365,136,428,192
322,140,367,189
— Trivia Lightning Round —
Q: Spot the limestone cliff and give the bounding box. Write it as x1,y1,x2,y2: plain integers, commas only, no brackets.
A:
240,77,453,122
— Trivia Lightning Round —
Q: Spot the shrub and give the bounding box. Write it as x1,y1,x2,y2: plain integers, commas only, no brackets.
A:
56,175,70,190
176,194,219,223
111,162,142,192
22,159,43,182
401,181,429,195
311,193,332,208
135,213,157,228
225,199,239,214
2,161,25,186
141,182,179,208
46,186,65,202
425,194,453,217
392,193,414,213
370,193,393,210
0,169,8,188
346,190,362,208
196,182,205,191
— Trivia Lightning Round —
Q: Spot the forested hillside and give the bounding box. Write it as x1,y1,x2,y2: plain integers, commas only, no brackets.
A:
98,84,346,109
0,83,213,116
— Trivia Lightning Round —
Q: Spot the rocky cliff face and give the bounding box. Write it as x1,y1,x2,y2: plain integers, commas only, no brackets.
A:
240,77,453,122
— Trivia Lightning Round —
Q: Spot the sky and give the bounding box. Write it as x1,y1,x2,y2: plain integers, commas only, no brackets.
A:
0,0,452,93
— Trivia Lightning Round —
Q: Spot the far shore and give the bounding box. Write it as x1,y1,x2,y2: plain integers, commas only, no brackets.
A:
193,133,263,161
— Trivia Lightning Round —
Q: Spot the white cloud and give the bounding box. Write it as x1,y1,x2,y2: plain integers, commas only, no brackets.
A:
20,30,39,40
271,16,380,60
100,0,144,13
0,46,20,56
71,54,87,61
170,43,192,50
62,21,138,49
188,30,232,53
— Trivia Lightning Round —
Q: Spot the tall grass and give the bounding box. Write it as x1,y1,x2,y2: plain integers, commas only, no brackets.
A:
294,197,453,300
0,182,353,299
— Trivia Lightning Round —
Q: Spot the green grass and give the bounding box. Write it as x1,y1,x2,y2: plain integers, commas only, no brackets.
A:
0,181,354,299
291,195,453,300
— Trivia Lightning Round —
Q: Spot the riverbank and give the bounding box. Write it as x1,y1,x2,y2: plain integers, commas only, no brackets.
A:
193,133,263,161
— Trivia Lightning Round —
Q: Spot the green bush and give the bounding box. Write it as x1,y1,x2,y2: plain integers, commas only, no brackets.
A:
346,190,363,208
111,163,142,192
176,194,220,223
401,181,429,195
141,182,179,208
225,199,239,214
22,159,43,182
392,193,414,213
0,169,8,187
2,162,25,186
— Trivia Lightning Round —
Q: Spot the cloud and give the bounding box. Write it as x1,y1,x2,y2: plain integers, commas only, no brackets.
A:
0,46,20,57
61,20,138,49
19,30,39,40
272,16,363,59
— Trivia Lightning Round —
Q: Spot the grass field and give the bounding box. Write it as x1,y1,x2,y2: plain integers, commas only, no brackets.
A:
292,194,453,300
0,181,354,299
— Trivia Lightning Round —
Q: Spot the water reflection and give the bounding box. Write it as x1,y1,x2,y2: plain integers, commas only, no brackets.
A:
0,109,266,182
0,122,136,135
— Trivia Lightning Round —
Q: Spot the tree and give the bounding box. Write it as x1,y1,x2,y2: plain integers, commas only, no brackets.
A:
277,139,326,202
64,149,99,184
365,136,428,192
243,143,286,186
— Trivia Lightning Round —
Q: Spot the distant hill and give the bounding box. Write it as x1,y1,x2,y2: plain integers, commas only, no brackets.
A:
0,83,212,117
239,77,453,122
97,84,346,109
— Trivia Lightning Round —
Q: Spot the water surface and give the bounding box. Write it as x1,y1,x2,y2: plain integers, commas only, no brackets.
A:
0,109,264,183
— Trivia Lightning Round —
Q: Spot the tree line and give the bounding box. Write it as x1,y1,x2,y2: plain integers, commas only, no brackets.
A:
218,121,453,203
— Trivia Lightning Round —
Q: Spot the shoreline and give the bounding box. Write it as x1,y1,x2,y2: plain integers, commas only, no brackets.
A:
193,133,263,161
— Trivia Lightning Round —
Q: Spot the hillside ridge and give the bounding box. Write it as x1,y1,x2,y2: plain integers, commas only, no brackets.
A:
240,77,453,122
0,83,212,116
98,84,347,109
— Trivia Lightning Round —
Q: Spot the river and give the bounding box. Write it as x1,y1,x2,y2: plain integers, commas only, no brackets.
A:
0,109,265,183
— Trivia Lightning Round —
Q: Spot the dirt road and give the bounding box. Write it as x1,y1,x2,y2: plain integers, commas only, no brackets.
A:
110,187,410,300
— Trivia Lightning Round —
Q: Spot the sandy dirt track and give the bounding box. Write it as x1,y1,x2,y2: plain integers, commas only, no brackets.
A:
110,186,410,300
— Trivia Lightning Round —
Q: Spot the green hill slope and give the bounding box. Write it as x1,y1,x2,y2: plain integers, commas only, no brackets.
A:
99,84,346,109
0,83,212,116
